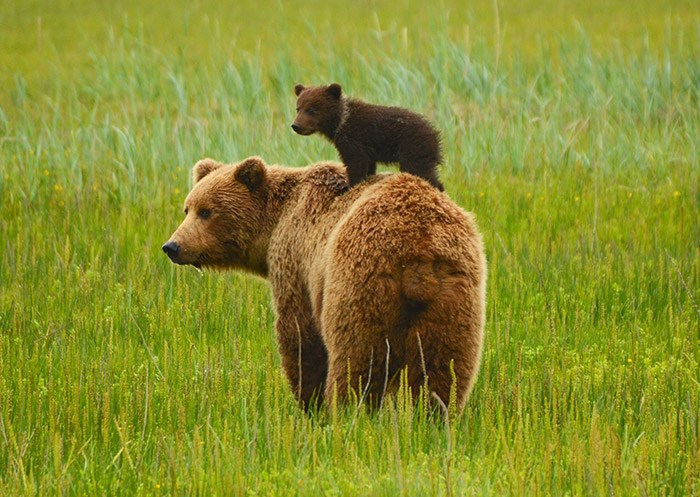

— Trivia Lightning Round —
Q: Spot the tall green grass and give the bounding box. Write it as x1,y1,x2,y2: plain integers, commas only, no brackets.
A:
1,1,699,495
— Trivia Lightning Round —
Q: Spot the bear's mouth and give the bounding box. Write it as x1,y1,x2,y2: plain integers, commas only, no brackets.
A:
191,253,210,269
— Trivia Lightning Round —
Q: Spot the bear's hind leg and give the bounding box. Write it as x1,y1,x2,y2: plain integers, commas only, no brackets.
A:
401,273,483,411
321,275,403,408
323,322,395,409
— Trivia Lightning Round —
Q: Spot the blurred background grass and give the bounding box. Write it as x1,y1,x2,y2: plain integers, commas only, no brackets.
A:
2,0,699,109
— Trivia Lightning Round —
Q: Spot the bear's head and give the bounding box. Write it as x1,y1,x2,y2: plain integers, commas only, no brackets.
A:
291,83,344,137
162,156,269,274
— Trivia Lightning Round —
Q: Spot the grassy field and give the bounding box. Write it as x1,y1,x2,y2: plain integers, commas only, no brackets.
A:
1,0,699,495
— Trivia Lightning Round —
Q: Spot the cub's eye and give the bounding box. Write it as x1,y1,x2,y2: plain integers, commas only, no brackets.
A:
184,207,189,215
306,107,316,116
198,208,212,219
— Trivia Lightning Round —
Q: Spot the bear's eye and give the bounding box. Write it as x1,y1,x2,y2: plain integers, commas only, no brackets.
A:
184,207,189,215
306,107,316,116
198,208,212,219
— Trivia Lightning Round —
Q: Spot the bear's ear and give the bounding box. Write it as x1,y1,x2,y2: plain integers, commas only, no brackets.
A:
193,158,223,183
234,156,267,191
327,83,342,100
294,84,305,96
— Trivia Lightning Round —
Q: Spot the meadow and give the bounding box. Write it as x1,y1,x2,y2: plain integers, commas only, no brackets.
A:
1,0,699,495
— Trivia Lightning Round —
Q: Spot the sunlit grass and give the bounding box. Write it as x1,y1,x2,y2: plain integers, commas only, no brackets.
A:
1,1,699,495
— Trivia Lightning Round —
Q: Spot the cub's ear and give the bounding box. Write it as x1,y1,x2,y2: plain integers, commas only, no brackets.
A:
235,156,267,191
327,83,342,100
294,84,306,96
193,158,223,183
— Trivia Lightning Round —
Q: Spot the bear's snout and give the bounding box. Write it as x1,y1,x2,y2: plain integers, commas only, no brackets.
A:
162,240,180,261
291,123,303,134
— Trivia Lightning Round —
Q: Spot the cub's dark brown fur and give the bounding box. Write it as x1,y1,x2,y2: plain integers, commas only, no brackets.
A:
292,83,444,191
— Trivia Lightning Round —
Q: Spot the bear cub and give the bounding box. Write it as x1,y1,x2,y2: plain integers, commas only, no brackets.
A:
292,83,444,191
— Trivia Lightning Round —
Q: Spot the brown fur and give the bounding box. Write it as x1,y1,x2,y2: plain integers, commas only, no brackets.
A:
292,83,444,191
163,157,486,411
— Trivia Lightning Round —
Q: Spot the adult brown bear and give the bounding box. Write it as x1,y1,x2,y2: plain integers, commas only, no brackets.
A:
163,157,486,410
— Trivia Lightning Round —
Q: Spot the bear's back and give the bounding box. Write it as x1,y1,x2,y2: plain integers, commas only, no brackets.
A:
271,166,483,296
329,173,479,264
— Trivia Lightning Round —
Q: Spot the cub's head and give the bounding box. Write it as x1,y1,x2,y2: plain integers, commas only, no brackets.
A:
162,156,269,274
291,83,343,137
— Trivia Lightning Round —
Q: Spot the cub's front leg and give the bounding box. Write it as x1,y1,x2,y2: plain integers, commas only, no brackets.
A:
335,137,376,188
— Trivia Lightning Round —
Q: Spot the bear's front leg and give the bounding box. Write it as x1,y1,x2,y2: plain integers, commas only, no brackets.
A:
275,311,328,411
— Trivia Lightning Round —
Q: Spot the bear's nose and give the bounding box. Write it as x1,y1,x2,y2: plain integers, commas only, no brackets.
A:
291,123,301,133
162,240,180,261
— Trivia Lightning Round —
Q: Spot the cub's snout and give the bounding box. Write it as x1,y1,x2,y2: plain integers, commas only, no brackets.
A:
291,122,312,135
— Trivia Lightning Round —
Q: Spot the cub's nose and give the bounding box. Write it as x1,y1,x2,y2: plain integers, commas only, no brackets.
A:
291,123,302,133
162,240,180,261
